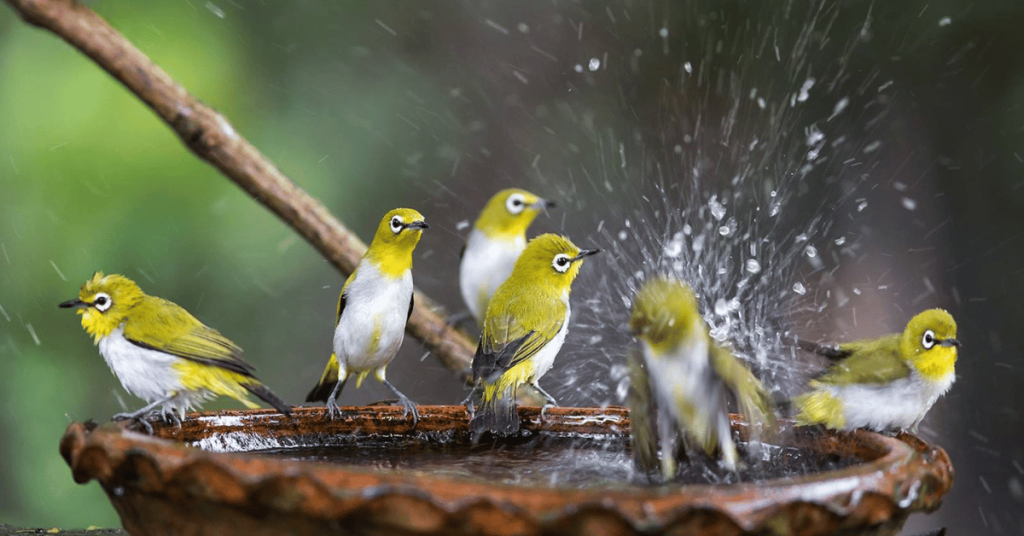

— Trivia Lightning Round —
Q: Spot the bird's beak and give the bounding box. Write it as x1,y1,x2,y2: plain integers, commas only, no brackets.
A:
405,220,429,230
573,249,601,262
58,298,87,309
940,338,961,348
533,199,557,210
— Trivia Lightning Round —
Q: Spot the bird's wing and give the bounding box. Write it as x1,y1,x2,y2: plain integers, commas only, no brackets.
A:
459,242,466,261
797,338,851,360
473,295,565,383
335,269,357,326
814,334,910,385
407,294,414,323
710,344,774,426
626,347,660,476
123,296,255,377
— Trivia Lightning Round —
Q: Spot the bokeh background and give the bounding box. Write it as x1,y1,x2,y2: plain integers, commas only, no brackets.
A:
1,1,1022,534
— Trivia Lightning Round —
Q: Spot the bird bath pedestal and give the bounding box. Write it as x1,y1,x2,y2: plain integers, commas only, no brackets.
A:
59,406,952,536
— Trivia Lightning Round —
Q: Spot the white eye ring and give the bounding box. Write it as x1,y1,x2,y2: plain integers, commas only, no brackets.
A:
922,329,936,349
552,253,571,273
505,193,527,215
390,216,404,234
93,292,112,312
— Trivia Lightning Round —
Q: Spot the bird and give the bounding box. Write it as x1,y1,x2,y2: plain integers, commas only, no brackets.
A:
794,308,959,433
59,272,291,433
468,233,599,436
306,208,428,423
628,276,774,476
459,188,555,328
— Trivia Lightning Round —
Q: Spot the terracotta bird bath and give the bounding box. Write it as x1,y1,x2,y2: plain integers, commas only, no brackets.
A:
59,405,952,536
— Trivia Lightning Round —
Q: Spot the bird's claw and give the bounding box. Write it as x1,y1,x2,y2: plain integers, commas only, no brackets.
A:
397,396,420,426
326,398,342,421
540,403,557,422
112,412,154,434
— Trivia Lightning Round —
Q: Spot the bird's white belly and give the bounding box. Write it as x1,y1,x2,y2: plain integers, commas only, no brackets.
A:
334,264,412,373
459,230,524,322
98,327,211,413
643,334,724,430
826,371,955,431
528,303,570,383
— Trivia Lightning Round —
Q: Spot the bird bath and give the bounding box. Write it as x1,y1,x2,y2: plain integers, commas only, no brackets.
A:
59,406,952,536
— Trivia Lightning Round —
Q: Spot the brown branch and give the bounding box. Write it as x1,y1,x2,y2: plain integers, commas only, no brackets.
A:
5,0,474,379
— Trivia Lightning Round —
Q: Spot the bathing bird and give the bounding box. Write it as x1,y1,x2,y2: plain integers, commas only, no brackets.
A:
468,233,599,436
306,208,428,424
60,272,291,433
628,276,774,476
459,188,555,328
794,309,959,433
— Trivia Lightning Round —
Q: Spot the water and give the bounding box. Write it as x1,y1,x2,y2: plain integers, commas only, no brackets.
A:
256,435,856,487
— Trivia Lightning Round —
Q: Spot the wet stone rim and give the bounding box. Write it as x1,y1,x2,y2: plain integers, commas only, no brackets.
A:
59,406,953,536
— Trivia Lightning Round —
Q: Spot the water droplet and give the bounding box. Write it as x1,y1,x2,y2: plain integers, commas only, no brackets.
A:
658,27,668,38
682,224,692,235
517,23,530,33
901,197,917,211
746,259,761,274
714,298,729,316
618,230,628,241
797,78,815,102
793,282,807,295
709,196,727,221
718,225,731,236
574,64,584,73
588,58,601,71
939,17,952,27
683,61,692,73
834,236,847,246
804,245,818,258
455,220,470,231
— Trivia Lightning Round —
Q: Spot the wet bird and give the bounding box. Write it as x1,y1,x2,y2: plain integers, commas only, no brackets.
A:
459,188,555,328
306,208,428,423
628,276,774,476
60,272,291,433
468,233,599,436
795,309,959,433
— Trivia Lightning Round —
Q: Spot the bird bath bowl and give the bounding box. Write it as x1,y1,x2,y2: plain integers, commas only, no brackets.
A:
59,405,952,536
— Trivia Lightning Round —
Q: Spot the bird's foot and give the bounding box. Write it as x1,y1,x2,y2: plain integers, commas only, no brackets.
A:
161,409,182,427
540,403,557,422
460,390,477,418
112,412,154,434
326,397,342,421
396,395,420,426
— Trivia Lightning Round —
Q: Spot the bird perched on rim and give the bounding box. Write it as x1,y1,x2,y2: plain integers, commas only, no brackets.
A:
794,309,959,433
59,272,291,433
468,233,599,437
628,276,774,476
459,188,555,328
306,208,429,423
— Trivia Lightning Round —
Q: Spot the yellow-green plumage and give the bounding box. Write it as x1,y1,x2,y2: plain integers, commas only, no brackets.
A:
469,233,599,436
60,272,291,428
306,208,427,422
795,308,959,432
628,276,774,476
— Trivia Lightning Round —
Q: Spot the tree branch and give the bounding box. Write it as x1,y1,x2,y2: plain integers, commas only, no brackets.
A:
5,0,475,379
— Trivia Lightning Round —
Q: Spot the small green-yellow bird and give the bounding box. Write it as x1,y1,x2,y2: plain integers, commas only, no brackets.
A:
795,309,959,432
459,188,555,327
468,233,599,436
306,208,428,423
60,273,291,432
628,276,774,476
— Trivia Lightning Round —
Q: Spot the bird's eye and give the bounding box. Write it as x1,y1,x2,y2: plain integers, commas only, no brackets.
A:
505,193,527,215
390,216,404,234
93,293,112,312
921,330,936,349
552,254,571,273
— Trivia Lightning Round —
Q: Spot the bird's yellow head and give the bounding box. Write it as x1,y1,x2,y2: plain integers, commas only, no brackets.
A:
899,308,959,381
629,276,703,355
59,272,145,342
474,188,555,240
506,233,599,294
365,208,429,278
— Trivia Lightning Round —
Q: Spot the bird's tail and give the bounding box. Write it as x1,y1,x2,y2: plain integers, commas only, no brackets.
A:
470,384,519,436
306,353,341,403
244,381,292,415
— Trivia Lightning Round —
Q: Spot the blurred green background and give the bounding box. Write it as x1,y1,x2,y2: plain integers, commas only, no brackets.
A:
1,1,1022,534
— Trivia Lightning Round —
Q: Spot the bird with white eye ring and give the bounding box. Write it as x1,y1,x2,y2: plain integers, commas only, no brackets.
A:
458,189,556,330
795,308,960,432
467,233,600,437
307,208,429,424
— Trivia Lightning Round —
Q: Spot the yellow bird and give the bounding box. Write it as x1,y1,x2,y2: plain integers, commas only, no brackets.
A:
459,188,555,327
468,233,599,436
306,208,428,423
795,309,959,432
628,276,774,475
60,272,291,433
